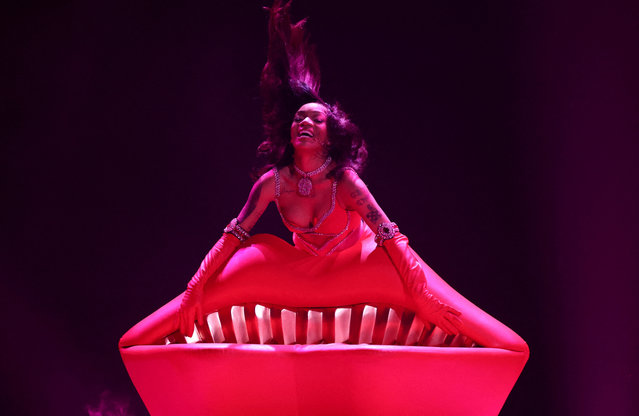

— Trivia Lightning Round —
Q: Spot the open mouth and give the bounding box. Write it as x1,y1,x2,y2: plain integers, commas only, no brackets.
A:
298,131,313,138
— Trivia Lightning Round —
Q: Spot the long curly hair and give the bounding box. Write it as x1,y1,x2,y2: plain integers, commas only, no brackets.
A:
253,1,367,180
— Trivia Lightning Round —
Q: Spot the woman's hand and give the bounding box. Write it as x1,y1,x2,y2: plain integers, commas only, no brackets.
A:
178,283,205,337
414,292,463,336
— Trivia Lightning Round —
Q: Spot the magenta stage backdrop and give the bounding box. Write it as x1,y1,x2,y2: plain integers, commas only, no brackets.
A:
2,1,638,415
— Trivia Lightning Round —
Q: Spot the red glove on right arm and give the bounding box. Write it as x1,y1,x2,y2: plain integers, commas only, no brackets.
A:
378,223,463,335
177,221,247,336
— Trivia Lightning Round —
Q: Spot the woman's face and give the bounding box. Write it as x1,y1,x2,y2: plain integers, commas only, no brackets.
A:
290,102,329,152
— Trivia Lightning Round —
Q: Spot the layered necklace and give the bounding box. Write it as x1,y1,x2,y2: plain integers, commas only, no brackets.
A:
293,156,332,197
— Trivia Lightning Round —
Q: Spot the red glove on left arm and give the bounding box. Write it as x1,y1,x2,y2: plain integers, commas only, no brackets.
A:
378,223,463,335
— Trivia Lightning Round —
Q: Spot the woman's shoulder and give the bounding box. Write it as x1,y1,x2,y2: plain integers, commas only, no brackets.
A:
337,167,367,202
253,169,278,201
272,165,300,186
337,167,363,188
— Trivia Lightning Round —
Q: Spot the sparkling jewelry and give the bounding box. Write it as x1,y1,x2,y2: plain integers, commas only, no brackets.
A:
293,156,332,197
224,218,250,242
375,222,399,246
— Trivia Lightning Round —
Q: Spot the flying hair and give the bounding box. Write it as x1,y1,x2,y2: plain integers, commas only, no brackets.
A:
254,0,367,180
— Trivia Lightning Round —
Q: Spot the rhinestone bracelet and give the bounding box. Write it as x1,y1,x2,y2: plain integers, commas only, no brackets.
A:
223,218,250,242
374,222,399,246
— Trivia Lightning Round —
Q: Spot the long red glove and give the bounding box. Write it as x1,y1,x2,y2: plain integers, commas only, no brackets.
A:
381,230,463,335
178,232,242,336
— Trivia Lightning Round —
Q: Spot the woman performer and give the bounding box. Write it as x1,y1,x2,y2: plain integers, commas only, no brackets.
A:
177,0,464,339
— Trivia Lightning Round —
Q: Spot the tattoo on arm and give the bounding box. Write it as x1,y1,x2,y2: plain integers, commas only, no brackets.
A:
365,204,380,223
350,188,368,206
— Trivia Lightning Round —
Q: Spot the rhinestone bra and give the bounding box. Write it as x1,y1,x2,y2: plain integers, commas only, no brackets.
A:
272,168,360,256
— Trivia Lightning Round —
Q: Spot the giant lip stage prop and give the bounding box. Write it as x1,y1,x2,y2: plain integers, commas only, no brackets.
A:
120,230,528,415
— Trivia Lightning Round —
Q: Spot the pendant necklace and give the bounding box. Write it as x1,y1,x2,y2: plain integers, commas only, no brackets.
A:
293,156,332,197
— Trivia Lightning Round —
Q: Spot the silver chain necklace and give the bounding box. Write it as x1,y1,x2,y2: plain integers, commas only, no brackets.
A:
293,156,332,197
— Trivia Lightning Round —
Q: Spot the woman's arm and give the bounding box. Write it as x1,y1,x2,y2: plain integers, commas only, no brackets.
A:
235,170,276,232
338,169,463,335
177,170,276,336
338,169,391,228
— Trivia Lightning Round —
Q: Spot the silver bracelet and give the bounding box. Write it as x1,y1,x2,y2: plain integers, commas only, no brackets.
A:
374,222,399,246
223,218,250,242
